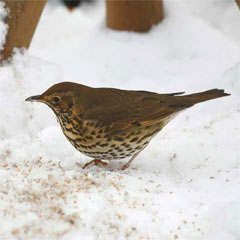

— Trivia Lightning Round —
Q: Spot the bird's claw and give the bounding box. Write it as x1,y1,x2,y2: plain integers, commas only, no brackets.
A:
82,159,109,169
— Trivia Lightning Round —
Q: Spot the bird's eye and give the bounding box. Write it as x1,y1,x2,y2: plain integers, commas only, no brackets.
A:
52,96,60,103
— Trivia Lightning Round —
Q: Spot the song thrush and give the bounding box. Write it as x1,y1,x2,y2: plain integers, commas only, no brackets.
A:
26,82,230,170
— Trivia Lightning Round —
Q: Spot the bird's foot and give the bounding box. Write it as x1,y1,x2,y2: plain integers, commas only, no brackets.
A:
120,145,147,170
121,162,131,170
82,159,109,169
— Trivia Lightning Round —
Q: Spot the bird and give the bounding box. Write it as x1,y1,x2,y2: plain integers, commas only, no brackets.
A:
62,0,94,11
25,82,230,170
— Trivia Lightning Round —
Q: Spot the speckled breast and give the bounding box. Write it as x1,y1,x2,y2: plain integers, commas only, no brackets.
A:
56,114,164,160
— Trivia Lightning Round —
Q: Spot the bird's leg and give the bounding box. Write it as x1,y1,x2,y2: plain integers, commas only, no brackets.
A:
121,146,147,170
82,159,109,169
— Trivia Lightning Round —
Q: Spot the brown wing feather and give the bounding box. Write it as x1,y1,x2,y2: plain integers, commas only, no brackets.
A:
81,89,192,134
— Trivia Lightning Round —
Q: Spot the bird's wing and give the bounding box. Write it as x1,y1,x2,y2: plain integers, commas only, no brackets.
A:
82,90,192,134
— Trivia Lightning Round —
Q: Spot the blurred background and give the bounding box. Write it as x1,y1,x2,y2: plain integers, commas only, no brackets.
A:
0,1,240,240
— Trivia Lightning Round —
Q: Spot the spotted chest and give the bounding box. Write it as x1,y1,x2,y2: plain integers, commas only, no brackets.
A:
56,114,165,160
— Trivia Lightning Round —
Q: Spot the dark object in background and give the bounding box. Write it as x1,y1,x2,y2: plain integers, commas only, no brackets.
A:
236,0,240,8
106,0,163,32
62,0,94,11
0,0,46,62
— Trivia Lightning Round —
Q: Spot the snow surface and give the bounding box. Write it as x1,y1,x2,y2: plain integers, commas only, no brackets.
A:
0,0,240,239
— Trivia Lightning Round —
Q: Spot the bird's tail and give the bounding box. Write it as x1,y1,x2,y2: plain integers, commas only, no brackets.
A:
182,89,230,104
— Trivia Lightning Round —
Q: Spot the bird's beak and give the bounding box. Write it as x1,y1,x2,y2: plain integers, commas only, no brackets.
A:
25,95,43,102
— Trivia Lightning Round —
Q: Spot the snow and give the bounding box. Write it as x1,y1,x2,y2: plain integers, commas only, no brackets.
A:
0,0,240,239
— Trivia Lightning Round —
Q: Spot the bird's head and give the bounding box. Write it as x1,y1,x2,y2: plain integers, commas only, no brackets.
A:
25,82,79,114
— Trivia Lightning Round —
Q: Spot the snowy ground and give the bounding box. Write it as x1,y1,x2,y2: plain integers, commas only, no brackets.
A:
0,0,240,239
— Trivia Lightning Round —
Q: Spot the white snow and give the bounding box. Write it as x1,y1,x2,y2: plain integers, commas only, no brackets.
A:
0,0,240,239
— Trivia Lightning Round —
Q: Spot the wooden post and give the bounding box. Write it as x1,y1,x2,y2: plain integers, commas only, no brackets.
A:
236,0,240,8
0,0,46,62
106,0,164,32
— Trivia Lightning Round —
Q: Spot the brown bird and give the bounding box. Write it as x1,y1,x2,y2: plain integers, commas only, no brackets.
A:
25,82,230,170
